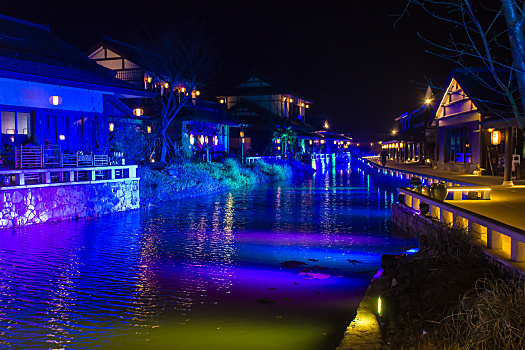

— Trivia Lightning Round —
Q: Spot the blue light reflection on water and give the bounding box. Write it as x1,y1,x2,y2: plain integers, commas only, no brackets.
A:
0,164,415,349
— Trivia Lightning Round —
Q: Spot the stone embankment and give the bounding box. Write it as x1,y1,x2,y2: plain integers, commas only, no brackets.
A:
0,180,139,229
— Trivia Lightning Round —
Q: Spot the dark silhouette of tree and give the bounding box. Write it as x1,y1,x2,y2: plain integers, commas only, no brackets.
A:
399,0,525,184
138,25,215,163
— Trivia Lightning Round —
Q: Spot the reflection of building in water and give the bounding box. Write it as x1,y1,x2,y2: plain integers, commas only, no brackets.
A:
133,195,237,325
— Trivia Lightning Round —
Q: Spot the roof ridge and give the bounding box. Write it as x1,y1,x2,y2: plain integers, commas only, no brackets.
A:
0,14,50,32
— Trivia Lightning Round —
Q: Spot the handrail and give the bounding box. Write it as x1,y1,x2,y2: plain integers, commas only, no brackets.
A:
0,165,138,187
398,187,525,262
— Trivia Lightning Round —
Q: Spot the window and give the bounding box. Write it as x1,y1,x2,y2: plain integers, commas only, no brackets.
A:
445,126,471,164
1,110,33,146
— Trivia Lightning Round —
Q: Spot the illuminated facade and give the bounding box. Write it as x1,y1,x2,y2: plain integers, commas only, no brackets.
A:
430,69,522,174
0,14,153,150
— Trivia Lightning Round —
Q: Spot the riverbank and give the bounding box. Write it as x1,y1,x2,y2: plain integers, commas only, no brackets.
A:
376,220,525,349
138,158,314,205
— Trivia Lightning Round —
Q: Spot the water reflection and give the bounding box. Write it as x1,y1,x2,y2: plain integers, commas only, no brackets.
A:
0,164,415,349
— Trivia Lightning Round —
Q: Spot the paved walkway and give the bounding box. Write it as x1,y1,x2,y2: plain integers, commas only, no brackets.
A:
368,159,525,232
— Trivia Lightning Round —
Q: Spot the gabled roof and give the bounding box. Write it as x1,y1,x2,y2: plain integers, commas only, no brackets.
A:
0,14,108,74
87,36,161,71
430,68,520,126
222,70,313,103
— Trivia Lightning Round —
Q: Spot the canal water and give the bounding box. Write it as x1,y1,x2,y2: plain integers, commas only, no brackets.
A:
0,164,415,350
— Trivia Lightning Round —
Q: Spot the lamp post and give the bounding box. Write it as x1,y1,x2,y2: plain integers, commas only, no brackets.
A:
240,130,244,163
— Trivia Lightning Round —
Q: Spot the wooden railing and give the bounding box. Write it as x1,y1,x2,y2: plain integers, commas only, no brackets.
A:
14,145,110,169
397,187,525,263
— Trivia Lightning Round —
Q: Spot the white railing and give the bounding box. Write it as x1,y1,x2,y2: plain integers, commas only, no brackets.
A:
0,165,138,188
359,157,473,187
245,156,282,164
398,187,525,262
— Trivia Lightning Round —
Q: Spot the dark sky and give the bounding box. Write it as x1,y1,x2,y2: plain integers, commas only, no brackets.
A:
4,0,456,141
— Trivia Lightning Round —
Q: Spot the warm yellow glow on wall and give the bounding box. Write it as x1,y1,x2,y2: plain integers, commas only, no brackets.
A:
283,97,286,101
147,126,152,134
491,130,502,145
189,134,194,145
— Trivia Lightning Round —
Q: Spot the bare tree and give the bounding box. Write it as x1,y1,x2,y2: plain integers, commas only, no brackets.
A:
138,25,215,163
398,0,525,184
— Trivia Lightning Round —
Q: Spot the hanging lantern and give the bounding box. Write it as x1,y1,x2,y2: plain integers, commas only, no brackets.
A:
491,130,502,145
240,131,244,138
133,108,144,116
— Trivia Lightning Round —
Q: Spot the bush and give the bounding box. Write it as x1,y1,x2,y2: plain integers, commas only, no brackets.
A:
139,158,313,205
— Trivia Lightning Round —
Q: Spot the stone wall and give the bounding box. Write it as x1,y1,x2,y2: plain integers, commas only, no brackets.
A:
0,179,139,229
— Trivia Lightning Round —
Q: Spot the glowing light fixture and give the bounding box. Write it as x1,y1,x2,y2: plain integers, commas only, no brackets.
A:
181,87,186,93
289,99,293,103
309,140,313,145
370,143,373,146
320,140,325,144
306,104,310,109
133,108,144,116
283,97,287,101
164,83,169,88
147,126,152,134
357,143,360,146
392,130,397,135
109,123,115,132
425,99,432,104
147,77,152,83
323,121,329,129
487,128,494,133
195,90,201,96
59,135,65,141
378,297,382,317
220,99,225,104
491,130,502,145
49,96,62,106
214,136,218,145
189,134,195,145
301,103,305,107
240,131,244,138
276,138,280,144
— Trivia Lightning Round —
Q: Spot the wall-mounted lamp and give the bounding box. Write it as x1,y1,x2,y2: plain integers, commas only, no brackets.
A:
147,126,152,134
109,123,115,132
49,96,62,106
220,99,225,104
59,135,66,141
133,108,144,116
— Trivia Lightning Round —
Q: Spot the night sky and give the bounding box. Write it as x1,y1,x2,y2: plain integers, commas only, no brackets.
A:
4,0,457,141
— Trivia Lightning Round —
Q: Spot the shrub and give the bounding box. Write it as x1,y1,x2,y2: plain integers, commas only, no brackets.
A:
439,278,525,350
139,159,312,205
